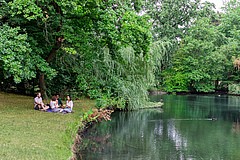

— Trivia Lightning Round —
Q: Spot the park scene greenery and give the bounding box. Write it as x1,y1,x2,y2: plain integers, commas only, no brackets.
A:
1,0,240,159
1,0,240,109
2,0,240,110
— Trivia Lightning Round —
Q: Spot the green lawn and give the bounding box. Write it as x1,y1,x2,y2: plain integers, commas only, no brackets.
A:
0,92,95,160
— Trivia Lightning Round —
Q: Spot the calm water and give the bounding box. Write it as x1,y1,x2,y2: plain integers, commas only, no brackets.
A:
81,94,240,160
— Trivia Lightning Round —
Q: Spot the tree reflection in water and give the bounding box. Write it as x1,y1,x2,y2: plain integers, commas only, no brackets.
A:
232,119,240,134
81,129,112,153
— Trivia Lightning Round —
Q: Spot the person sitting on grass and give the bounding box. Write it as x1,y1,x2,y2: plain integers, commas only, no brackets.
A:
34,92,48,111
50,96,61,112
60,95,73,113
56,94,63,108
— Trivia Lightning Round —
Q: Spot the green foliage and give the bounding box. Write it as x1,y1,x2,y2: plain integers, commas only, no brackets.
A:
82,110,99,123
119,12,152,56
162,69,188,92
220,0,240,40
73,46,154,110
142,0,201,41
149,40,178,89
0,24,32,83
214,41,240,86
96,93,125,109
141,0,223,91
150,41,176,72
217,1,240,89
0,24,54,85
228,83,240,94
0,0,152,102
3,0,240,105
76,75,102,99
162,17,227,92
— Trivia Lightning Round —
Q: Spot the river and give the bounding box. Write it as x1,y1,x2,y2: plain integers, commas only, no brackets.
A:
80,94,240,160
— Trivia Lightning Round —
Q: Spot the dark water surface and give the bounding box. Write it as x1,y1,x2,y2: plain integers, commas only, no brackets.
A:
81,94,240,160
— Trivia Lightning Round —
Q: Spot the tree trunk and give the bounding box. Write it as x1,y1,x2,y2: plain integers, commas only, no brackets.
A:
215,79,219,91
39,73,48,100
37,1,63,100
32,79,35,96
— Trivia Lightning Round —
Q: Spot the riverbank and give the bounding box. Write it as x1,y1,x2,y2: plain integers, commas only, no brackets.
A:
71,117,99,160
0,92,96,160
71,108,114,160
148,90,229,95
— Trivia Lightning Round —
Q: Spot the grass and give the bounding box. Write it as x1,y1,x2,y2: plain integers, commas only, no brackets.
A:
0,92,96,160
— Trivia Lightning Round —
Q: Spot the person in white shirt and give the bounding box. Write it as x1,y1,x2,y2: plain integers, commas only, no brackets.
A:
34,92,48,110
50,96,61,112
60,95,73,113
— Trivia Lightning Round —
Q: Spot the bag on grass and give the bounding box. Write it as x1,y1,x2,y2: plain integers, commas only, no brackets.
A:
34,104,44,110
34,105,40,110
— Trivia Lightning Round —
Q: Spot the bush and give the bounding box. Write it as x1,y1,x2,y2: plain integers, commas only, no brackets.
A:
229,84,240,94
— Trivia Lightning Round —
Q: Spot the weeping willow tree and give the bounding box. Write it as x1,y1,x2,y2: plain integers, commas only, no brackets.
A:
150,41,176,71
148,40,177,90
50,41,172,110
76,46,155,110
97,42,175,109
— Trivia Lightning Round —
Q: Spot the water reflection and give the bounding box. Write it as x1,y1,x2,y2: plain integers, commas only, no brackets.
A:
232,120,240,135
81,94,240,160
82,131,112,153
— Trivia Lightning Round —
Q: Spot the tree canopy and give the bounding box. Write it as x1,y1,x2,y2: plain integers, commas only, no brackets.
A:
1,0,240,109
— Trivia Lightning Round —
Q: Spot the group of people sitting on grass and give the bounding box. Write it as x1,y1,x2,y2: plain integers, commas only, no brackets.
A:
34,92,73,113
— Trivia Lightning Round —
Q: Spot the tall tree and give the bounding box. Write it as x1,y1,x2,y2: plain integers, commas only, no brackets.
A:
163,18,227,92
142,0,201,41
217,0,240,87
220,0,240,40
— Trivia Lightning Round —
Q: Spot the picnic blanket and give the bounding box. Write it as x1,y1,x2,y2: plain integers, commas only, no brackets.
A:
45,108,68,113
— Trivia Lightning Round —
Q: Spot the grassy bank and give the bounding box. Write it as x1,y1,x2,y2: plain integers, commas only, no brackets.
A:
0,92,95,160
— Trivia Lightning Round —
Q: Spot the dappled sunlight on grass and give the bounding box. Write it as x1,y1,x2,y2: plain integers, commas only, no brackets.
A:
0,92,95,159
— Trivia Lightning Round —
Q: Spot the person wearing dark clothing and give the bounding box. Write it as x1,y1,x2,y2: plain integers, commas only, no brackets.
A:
56,95,63,107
